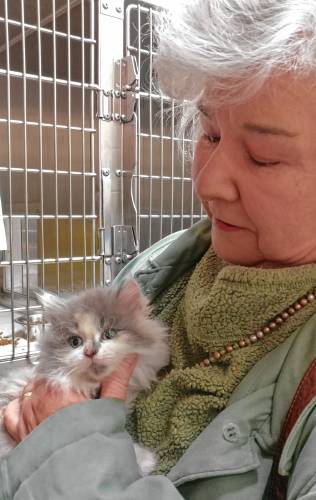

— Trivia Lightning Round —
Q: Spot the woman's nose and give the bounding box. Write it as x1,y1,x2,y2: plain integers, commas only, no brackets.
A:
193,145,239,202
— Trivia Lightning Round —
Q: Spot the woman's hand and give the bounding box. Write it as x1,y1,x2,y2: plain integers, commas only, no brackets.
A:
3,379,87,443
100,353,138,399
3,353,138,443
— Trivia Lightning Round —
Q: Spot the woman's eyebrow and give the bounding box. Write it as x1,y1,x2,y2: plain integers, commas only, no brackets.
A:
197,104,214,119
198,103,298,138
242,122,299,138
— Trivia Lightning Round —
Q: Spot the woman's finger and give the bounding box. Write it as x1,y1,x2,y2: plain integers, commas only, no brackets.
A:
20,398,38,436
3,398,20,442
16,408,29,442
100,353,138,400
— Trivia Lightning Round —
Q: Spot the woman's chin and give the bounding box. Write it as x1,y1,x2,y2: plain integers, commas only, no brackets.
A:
212,240,263,267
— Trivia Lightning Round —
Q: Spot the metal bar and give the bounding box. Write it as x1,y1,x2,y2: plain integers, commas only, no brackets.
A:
136,174,190,183
0,305,45,314
37,0,45,292
0,256,101,266
139,214,201,219
120,62,124,229
67,0,74,291
159,95,164,239
126,44,157,58
52,0,60,293
0,117,96,133
137,4,142,245
181,130,185,230
90,0,96,287
21,0,31,355
0,68,97,88
4,0,15,359
148,7,153,246
1,215,97,220
0,167,97,175
81,0,87,288
170,99,175,233
191,169,195,227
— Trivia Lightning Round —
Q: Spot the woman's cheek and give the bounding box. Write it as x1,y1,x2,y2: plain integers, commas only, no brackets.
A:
192,140,205,181
192,141,212,217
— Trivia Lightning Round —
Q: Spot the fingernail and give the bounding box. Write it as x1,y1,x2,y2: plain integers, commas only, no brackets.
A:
126,353,138,366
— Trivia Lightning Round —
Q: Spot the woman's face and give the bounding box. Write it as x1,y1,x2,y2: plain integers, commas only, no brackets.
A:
193,74,316,267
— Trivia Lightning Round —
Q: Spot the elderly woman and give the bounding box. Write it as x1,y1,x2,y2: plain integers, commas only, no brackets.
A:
2,1,316,498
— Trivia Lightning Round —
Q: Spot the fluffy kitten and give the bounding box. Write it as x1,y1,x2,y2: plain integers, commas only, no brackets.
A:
0,279,169,474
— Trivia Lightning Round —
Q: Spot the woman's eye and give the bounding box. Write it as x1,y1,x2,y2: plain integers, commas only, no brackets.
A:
203,133,221,144
248,154,280,167
101,328,118,340
68,335,83,348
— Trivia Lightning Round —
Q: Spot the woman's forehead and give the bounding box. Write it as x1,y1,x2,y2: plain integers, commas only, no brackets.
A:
200,73,316,130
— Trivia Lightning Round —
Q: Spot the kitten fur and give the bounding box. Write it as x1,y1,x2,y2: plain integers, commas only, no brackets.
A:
0,279,169,474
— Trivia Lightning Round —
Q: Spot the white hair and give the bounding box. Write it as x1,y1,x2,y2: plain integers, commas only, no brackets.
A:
154,0,316,104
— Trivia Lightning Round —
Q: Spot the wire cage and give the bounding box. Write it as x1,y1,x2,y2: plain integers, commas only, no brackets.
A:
0,0,203,367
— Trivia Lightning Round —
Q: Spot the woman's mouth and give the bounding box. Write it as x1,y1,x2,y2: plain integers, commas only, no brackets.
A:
214,218,243,232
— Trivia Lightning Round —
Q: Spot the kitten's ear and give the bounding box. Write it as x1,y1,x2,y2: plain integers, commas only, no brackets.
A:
117,279,149,313
35,290,66,322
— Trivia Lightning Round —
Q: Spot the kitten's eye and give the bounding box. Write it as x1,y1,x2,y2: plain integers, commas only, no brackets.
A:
101,328,118,340
68,335,83,348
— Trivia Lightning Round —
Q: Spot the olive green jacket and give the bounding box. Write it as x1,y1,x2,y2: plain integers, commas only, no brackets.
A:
1,220,316,500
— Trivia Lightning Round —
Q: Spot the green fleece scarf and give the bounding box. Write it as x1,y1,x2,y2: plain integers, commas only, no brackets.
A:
127,247,316,475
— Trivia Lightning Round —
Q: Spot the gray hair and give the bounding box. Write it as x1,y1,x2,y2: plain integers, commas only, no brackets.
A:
154,0,316,104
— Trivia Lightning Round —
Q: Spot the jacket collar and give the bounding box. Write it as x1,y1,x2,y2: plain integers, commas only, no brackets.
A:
134,219,211,302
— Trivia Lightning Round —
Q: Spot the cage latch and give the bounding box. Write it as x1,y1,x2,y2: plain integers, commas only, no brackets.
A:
97,55,138,122
111,225,138,264
99,225,138,262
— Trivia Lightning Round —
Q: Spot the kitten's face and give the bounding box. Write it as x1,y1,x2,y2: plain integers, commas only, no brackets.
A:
55,310,127,382
39,280,151,384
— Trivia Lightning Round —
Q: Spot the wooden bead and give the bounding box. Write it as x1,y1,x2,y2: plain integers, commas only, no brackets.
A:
203,288,316,364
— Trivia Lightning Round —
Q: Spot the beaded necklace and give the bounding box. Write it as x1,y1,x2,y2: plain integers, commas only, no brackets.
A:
195,289,316,367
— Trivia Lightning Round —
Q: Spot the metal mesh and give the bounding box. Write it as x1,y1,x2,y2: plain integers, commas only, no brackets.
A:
0,0,204,363
0,0,99,361
125,1,204,251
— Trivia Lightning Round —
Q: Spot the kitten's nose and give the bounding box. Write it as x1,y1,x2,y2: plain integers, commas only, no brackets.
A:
84,343,99,358
84,348,95,358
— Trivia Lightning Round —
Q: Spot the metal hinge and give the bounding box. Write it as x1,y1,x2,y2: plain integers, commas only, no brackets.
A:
97,55,138,122
99,225,138,264
100,0,123,19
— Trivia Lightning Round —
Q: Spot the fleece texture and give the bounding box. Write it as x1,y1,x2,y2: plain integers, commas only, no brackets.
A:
127,247,316,474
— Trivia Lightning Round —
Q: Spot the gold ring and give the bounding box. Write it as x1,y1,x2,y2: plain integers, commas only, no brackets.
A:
23,391,33,399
